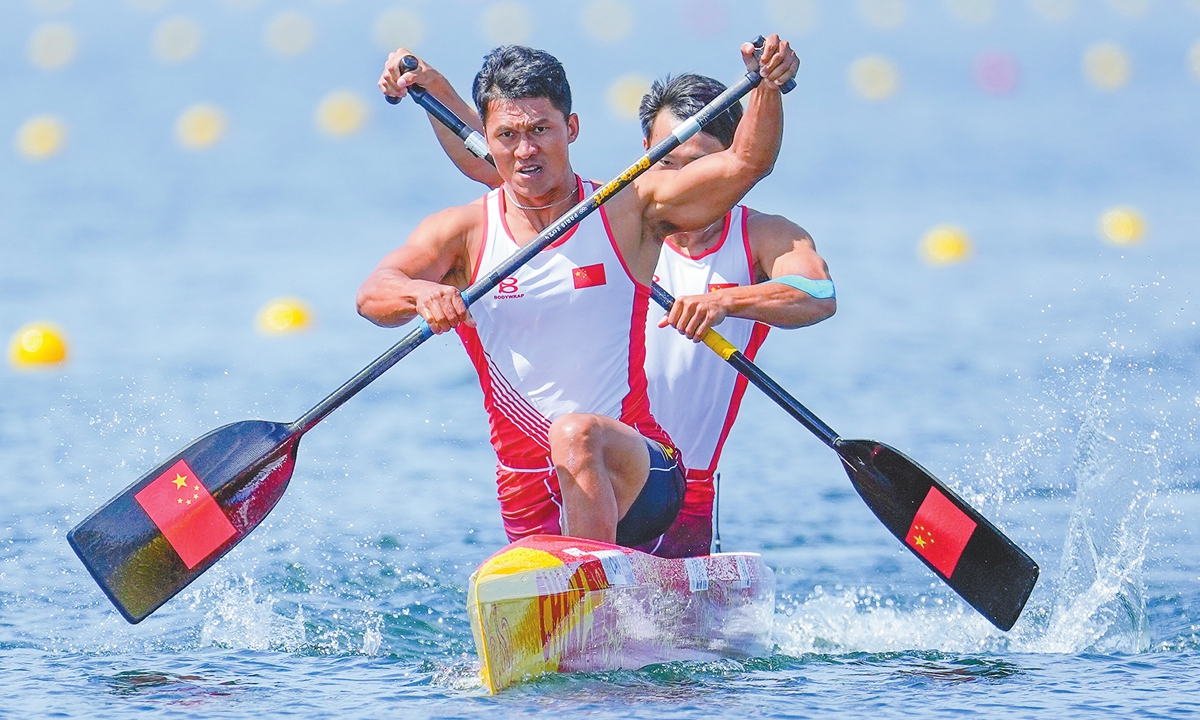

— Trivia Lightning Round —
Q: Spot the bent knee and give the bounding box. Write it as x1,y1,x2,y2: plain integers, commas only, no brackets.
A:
548,413,608,454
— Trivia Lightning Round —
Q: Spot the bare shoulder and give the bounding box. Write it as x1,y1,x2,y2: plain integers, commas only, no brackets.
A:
745,209,815,249
417,197,486,238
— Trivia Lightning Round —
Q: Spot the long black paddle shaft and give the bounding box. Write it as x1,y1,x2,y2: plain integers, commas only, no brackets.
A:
292,57,767,435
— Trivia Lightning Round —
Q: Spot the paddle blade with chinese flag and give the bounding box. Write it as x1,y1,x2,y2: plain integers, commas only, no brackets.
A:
67,420,300,623
835,439,1039,631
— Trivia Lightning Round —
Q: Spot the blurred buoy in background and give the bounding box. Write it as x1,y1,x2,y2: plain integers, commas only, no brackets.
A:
258,298,312,334
975,51,1019,95
153,16,202,63
1084,42,1131,91
945,0,994,25
1031,0,1074,20
9,323,69,368
373,7,425,51
265,11,315,57
607,75,650,121
858,0,906,29
175,104,226,149
767,0,818,34
28,23,77,70
1108,0,1150,17
582,0,633,44
16,115,66,160
849,56,899,100
1189,40,1200,82
1099,206,1145,245
482,1,531,45
919,225,973,265
316,91,368,137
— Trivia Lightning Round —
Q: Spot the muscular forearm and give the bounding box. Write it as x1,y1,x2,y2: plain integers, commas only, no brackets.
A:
415,75,502,188
731,81,784,180
715,282,835,329
356,269,424,328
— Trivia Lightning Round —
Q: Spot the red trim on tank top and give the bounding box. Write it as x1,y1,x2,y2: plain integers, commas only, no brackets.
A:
741,206,758,282
498,176,585,250
597,189,646,289
468,191,493,284
663,210,733,261
700,320,770,478
620,282,678,461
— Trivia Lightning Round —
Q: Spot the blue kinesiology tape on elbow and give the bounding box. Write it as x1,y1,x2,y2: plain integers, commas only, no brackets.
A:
764,275,836,299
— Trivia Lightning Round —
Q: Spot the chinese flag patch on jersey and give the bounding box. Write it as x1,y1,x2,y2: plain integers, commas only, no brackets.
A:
905,486,977,578
134,459,236,569
572,263,606,289
708,282,738,292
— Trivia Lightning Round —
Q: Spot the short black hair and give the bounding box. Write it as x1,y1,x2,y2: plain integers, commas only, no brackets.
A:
472,46,572,125
638,73,743,148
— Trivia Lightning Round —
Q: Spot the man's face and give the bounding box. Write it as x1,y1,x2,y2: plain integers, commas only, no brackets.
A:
483,97,578,198
644,110,728,171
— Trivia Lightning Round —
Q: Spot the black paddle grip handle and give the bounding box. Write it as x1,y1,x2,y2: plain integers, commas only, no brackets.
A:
752,35,797,94
384,55,421,105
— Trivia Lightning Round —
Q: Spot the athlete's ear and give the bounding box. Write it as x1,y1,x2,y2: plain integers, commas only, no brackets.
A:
642,136,650,152
567,113,579,143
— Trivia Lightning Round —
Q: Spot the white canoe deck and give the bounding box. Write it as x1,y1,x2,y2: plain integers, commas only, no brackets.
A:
468,534,775,693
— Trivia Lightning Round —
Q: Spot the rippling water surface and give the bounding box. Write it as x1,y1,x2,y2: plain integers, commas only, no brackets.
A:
4,1,1200,717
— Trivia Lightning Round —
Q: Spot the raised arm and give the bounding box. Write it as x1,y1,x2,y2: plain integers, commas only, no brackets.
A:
661,212,836,340
635,35,798,237
379,50,502,189
356,204,479,333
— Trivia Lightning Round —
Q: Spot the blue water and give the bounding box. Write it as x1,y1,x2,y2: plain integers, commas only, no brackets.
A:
4,1,1200,716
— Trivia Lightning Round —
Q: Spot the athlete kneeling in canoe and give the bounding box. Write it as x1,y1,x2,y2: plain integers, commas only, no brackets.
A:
377,62,831,558
639,74,836,557
360,41,800,551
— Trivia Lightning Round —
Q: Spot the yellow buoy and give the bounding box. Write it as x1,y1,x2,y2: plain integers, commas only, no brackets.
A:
316,91,367,138
9,322,69,368
849,55,899,100
607,75,650,121
175,104,226,150
28,23,77,70
257,298,312,334
15,115,66,160
919,225,972,265
1083,43,1130,91
1099,206,1145,245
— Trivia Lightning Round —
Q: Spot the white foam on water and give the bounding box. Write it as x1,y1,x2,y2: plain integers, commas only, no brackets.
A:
191,573,306,652
776,341,1191,658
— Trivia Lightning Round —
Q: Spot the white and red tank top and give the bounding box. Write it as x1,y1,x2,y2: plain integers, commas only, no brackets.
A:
457,177,675,539
645,206,768,481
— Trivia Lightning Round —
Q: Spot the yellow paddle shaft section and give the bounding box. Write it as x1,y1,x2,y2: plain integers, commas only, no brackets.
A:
701,328,739,361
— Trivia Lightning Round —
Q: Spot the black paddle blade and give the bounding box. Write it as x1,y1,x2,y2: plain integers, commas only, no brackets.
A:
67,420,300,623
836,439,1039,631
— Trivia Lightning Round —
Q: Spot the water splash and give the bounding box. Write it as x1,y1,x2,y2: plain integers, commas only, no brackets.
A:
191,573,307,652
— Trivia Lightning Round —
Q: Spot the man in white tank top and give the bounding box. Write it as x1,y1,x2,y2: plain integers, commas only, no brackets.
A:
636,74,836,557
361,41,799,550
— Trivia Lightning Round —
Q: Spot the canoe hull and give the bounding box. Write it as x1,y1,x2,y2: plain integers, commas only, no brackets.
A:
467,535,775,693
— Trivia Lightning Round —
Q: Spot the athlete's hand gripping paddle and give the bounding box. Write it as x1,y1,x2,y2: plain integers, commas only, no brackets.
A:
396,59,1037,632
67,44,782,624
